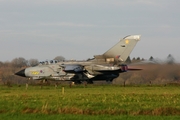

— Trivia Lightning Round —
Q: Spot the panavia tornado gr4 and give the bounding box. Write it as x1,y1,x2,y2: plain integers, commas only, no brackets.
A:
15,35,141,83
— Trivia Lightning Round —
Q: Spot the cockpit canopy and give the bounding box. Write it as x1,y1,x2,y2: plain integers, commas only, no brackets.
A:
39,60,58,65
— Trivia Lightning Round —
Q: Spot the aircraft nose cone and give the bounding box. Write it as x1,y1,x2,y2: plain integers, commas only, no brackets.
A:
15,69,26,77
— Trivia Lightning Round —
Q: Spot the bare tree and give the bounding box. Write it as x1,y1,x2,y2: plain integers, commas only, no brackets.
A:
11,57,28,68
28,59,39,66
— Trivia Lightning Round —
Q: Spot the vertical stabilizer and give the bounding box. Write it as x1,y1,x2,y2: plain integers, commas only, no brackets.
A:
103,35,141,62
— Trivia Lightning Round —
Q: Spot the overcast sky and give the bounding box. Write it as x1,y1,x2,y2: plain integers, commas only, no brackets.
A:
0,0,180,62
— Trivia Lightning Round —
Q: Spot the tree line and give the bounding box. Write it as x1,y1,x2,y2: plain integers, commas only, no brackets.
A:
0,54,180,86
113,54,180,85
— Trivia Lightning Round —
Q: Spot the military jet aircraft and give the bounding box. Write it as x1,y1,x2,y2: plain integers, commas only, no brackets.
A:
15,35,141,83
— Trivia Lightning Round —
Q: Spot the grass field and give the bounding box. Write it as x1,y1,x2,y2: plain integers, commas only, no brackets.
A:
0,84,180,119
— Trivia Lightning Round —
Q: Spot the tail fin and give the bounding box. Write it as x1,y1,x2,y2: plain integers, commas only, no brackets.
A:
103,35,141,62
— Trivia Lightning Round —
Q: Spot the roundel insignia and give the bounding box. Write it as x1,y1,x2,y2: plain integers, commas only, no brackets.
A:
125,40,129,44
